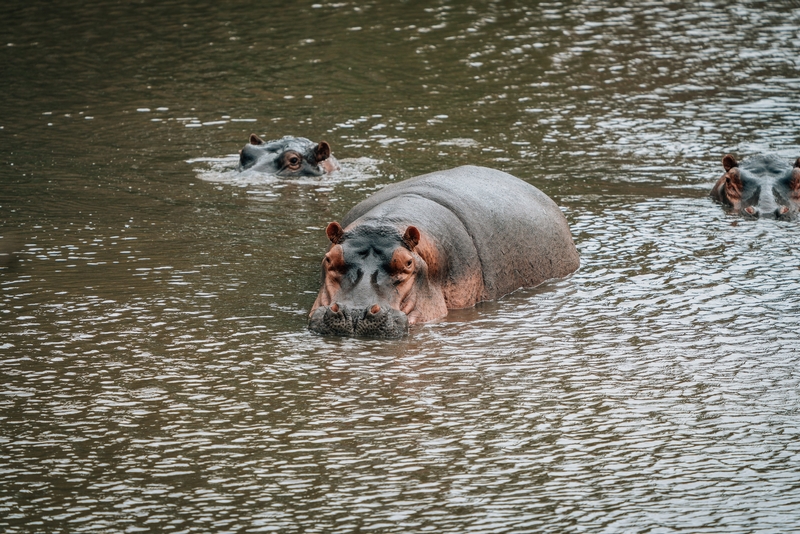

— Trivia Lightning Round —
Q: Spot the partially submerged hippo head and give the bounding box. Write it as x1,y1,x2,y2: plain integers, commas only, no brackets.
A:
308,222,446,338
711,154,800,219
238,134,339,176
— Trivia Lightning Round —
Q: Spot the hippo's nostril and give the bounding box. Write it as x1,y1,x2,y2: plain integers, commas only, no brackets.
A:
369,304,381,315
309,302,354,337
744,206,758,216
779,206,789,215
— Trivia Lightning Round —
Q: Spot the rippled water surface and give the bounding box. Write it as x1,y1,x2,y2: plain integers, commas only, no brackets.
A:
2,1,800,532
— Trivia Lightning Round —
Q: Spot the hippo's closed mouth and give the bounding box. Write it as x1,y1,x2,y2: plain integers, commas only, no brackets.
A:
308,302,409,338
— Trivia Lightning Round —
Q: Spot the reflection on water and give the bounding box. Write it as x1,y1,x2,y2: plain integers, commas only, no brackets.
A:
2,0,800,532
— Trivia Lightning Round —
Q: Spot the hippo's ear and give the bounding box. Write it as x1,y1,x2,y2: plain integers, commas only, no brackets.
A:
794,157,800,169
326,222,344,244
249,133,265,146
722,154,738,172
315,141,332,163
402,226,421,251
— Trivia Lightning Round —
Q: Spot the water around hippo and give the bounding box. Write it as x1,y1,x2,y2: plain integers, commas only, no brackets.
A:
2,1,800,532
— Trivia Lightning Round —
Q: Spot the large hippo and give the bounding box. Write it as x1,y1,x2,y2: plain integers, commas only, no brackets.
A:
711,154,800,219
239,134,339,176
308,165,580,338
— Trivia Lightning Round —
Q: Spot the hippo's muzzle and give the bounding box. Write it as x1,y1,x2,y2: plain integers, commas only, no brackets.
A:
308,302,409,338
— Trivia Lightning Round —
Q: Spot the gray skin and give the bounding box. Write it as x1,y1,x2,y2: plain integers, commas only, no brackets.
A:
308,165,580,338
710,154,800,220
238,134,339,176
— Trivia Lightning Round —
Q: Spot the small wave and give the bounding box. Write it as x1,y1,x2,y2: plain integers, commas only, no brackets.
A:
187,156,384,191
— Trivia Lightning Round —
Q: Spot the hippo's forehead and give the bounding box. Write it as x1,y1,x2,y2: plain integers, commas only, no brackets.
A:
261,136,315,154
341,228,404,263
739,168,786,184
741,155,792,178
738,167,795,198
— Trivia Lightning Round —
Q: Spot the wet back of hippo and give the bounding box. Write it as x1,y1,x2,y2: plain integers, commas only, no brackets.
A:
342,165,579,304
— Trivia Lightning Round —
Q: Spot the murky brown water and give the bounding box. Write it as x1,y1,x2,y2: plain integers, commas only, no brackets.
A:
2,1,800,532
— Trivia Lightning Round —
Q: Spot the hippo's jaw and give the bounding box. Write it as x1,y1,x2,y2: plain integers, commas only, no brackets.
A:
308,303,410,338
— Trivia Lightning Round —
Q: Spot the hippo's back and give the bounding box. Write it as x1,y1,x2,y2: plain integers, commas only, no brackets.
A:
342,165,579,299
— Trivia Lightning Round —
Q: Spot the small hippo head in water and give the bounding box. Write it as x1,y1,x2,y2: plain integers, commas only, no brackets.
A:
238,134,339,177
711,154,800,220
308,222,446,338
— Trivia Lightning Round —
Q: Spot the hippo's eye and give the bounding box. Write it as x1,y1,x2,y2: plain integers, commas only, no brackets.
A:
283,152,303,171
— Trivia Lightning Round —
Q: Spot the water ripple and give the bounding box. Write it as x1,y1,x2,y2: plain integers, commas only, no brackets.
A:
3,1,800,532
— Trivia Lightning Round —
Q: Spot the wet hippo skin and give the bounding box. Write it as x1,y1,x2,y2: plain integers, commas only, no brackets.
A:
309,165,580,338
239,134,339,176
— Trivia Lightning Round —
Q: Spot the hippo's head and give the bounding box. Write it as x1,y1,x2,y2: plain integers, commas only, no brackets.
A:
308,222,447,338
239,134,339,177
712,154,800,219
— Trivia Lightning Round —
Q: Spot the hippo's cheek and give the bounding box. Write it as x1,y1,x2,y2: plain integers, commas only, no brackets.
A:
317,283,340,309
316,247,346,309
790,167,800,200
311,277,340,311
398,288,417,317
722,169,744,207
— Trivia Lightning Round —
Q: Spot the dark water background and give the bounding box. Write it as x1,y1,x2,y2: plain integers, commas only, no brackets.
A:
2,1,800,532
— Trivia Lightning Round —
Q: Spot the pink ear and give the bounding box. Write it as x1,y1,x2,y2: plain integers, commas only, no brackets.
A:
315,141,331,162
249,133,265,145
722,154,738,172
403,226,421,250
326,222,344,244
